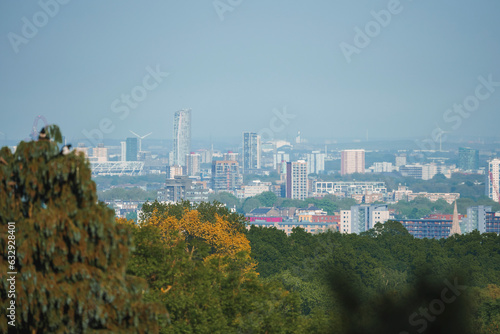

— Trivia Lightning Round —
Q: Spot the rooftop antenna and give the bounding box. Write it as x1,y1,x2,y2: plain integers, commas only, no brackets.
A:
129,131,152,152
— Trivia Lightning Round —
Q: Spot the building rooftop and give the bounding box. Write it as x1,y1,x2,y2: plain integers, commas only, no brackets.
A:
248,207,274,215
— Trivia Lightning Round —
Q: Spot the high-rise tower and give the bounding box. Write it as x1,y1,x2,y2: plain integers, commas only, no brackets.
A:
307,151,326,174
185,152,201,177
458,147,479,171
488,158,500,203
341,149,365,176
173,109,191,166
286,160,308,200
242,132,261,173
125,137,138,161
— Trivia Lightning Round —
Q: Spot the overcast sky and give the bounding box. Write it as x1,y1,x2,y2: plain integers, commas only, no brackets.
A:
1,0,500,145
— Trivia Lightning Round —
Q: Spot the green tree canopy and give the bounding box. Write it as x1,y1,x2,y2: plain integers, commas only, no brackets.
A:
254,191,278,207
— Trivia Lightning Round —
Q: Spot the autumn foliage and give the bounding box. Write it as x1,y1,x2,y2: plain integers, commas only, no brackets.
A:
123,201,303,333
146,208,251,261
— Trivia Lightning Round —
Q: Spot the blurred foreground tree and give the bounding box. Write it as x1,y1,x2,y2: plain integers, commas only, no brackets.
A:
0,125,164,333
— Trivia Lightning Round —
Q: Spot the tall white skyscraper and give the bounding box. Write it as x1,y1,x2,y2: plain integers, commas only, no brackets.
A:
242,132,261,172
488,158,500,203
173,109,191,166
341,149,365,176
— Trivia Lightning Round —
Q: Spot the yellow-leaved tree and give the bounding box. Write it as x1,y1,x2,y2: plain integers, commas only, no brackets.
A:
121,201,303,333
146,209,251,261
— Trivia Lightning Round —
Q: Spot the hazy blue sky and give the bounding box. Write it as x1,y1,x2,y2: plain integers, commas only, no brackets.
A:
1,0,499,145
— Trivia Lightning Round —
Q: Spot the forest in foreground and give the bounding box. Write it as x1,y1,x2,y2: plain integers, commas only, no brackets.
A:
1,128,499,333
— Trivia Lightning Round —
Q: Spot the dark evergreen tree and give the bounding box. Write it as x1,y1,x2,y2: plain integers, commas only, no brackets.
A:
0,126,164,333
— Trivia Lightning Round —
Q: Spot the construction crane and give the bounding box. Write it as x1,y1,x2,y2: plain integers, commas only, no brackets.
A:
488,171,500,204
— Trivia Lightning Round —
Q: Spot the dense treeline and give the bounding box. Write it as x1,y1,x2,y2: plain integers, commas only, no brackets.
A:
93,174,165,190
97,187,158,201
209,191,358,215
209,190,500,217
247,222,500,333
317,172,487,198
125,199,500,333
391,197,500,219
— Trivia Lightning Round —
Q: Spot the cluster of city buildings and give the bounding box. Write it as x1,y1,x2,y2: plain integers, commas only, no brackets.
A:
76,109,500,206
246,202,500,238
74,109,500,238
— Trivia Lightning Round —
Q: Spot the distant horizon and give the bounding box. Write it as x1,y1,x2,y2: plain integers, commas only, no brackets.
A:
1,134,499,153
2,1,500,146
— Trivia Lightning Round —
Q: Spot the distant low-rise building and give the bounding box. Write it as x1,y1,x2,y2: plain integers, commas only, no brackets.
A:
486,211,500,234
391,185,412,202
395,154,407,168
75,143,90,158
246,207,280,218
248,219,338,236
314,181,387,198
105,200,143,218
368,162,394,173
212,160,242,193
462,206,500,234
406,192,460,204
296,205,326,216
351,192,384,204
300,214,339,223
92,144,108,163
389,185,460,204
398,219,453,239
399,163,452,180
157,175,208,203
340,204,390,234
237,180,271,199
167,165,184,178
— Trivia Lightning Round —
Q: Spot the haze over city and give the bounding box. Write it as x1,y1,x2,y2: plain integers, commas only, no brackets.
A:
1,1,500,144
3,2,500,333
